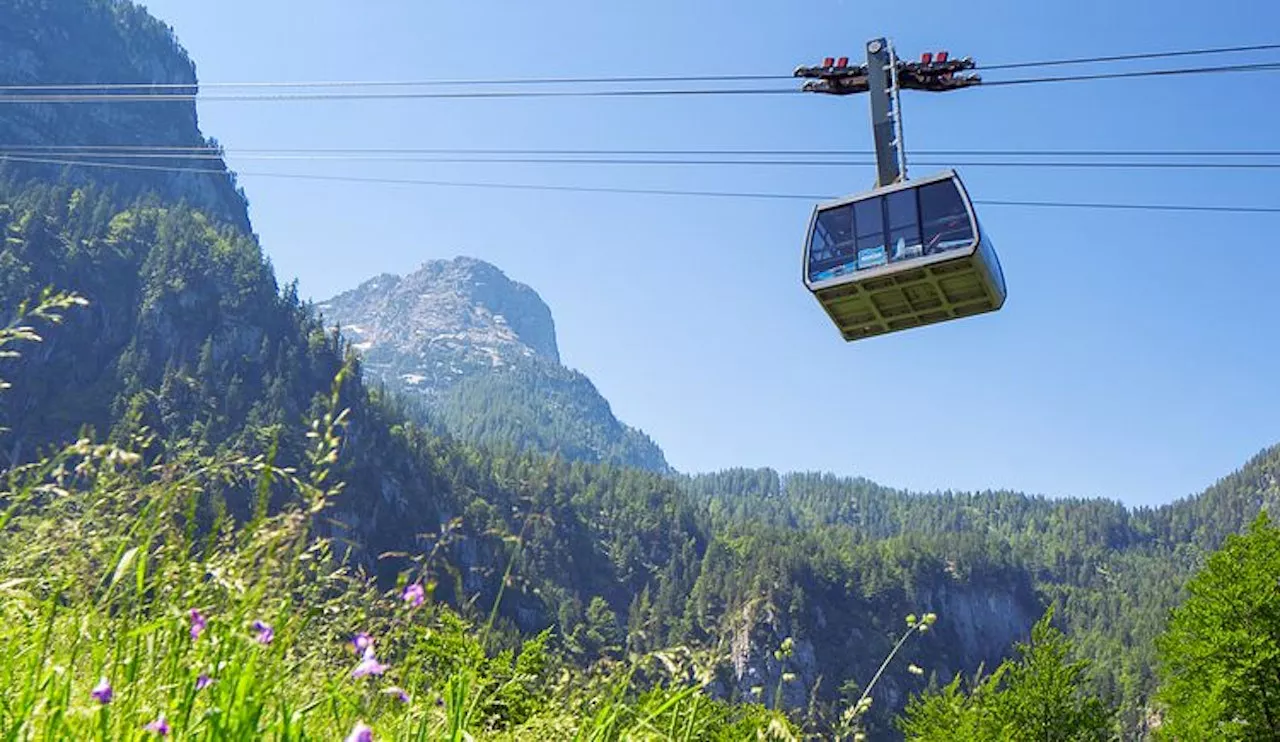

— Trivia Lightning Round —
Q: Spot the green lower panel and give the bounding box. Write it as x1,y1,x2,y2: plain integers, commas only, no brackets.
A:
813,252,1004,342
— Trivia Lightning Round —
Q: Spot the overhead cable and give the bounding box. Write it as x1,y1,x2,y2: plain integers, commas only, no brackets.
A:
983,60,1280,87
977,41,1280,70
0,60,1278,104
4,153,1278,214
5,148,1280,171
4,145,1280,158
0,41,1277,92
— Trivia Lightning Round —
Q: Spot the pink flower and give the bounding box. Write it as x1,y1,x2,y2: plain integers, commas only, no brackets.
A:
352,645,388,678
402,583,424,607
90,676,112,704
144,714,170,735
345,721,374,742
251,620,273,644
189,609,206,640
352,632,373,653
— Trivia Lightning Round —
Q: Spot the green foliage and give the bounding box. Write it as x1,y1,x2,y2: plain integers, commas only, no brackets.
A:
432,358,669,473
0,376,797,739
899,607,1114,741
1153,511,1280,740
683,453,1280,734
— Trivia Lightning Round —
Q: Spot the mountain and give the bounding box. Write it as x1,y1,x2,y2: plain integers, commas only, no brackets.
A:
318,258,670,473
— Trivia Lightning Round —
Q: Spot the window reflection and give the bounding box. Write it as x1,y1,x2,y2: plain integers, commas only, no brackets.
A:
854,198,886,270
807,202,857,282
886,189,922,263
808,178,974,283
919,180,974,254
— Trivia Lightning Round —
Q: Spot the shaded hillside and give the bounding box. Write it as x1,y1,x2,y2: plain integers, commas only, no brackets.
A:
0,0,250,231
319,259,669,473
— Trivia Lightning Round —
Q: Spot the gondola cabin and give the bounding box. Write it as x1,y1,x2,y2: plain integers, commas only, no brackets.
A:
803,170,1006,342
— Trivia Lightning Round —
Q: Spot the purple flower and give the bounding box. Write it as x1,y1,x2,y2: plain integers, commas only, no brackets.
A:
352,645,388,678
196,674,213,690
251,620,274,644
381,686,410,703
352,632,373,653
345,721,374,742
144,714,170,735
402,583,424,607
90,676,113,704
189,609,206,641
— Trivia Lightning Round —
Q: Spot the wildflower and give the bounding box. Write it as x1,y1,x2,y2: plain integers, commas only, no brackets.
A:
352,632,373,653
381,686,410,703
189,609,206,640
196,674,213,690
908,664,924,676
402,583,424,607
90,676,113,704
352,646,388,679
345,721,374,742
252,620,273,644
144,714,170,735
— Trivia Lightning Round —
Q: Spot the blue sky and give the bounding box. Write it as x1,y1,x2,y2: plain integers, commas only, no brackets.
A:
137,0,1280,507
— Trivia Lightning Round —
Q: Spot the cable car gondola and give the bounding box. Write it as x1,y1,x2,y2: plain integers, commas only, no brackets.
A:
796,37,1004,342
802,169,1006,342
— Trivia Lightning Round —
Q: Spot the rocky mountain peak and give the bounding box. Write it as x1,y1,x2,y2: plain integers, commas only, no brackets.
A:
318,256,669,473
317,257,560,393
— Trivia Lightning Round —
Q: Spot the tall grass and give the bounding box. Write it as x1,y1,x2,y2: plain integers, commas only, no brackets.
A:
0,291,802,740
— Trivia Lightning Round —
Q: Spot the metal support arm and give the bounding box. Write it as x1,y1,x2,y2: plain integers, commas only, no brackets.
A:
866,38,902,187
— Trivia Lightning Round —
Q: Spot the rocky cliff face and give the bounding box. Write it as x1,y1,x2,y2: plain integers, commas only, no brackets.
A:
708,578,1042,734
318,258,560,398
0,0,249,231
318,258,670,472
